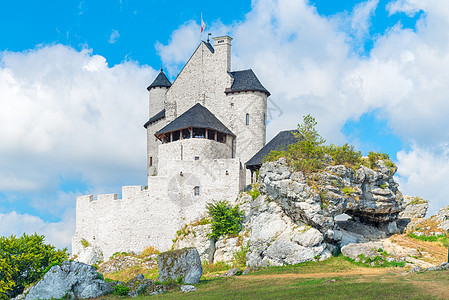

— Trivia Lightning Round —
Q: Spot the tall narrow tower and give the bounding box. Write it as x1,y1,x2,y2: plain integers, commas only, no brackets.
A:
144,68,171,179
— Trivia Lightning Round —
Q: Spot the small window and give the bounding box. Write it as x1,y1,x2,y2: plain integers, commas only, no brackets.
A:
195,156,199,161
149,157,153,167
194,186,200,196
246,113,249,125
263,113,266,124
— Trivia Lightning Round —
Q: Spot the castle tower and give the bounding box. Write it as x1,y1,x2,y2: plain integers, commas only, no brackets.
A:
144,69,171,179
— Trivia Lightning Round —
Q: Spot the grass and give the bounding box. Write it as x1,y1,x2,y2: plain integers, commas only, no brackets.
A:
102,256,449,299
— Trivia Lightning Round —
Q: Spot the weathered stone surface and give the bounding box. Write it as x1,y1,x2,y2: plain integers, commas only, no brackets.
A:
260,158,404,236
221,268,242,277
181,285,197,293
25,261,112,300
74,246,103,266
341,242,383,260
158,248,203,284
436,206,449,231
98,254,157,274
246,195,329,267
399,196,429,219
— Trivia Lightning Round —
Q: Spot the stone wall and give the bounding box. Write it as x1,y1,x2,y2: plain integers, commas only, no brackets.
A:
73,157,245,260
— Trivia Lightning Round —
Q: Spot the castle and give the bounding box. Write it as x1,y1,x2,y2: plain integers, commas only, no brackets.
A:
72,36,273,259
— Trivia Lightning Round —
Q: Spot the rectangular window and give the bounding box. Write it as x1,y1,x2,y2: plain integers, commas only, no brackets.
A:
195,156,199,161
194,186,200,196
149,157,153,167
246,113,249,125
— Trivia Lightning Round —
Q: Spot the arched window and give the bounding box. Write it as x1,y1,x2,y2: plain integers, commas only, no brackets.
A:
246,113,249,125
194,186,200,196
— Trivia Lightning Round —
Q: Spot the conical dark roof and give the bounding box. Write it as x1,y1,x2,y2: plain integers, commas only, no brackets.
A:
246,130,300,169
147,70,172,91
227,69,270,96
156,103,235,137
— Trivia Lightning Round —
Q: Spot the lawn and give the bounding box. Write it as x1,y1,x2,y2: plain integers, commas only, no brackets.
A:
102,257,449,299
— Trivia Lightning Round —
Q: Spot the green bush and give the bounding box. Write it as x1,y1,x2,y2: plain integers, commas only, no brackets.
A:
206,200,245,242
247,183,260,200
80,238,90,248
113,284,130,296
233,244,249,268
0,233,68,299
264,114,396,175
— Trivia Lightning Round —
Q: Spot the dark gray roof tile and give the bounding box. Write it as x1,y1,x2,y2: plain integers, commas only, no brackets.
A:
143,109,166,128
246,130,300,168
147,71,172,91
227,69,270,96
156,103,235,137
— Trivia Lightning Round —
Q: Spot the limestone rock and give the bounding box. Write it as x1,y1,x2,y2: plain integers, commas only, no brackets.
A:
181,285,197,293
259,159,404,235
436,206,449,231
74,246,103,266
25,261,112,300
221,268,242,277
399,196,429,219
158,247,203,284
341,242,383,260
246,195,328,267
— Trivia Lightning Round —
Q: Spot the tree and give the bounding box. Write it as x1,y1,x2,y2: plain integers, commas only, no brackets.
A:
0,233,68,299
206,200,245,242
296,114,325,146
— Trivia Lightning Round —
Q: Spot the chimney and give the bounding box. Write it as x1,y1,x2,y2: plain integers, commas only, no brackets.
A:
212,36,232,72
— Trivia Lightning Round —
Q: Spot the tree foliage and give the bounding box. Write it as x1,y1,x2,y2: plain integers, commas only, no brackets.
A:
206,200,245,242
264,114,395,174
0,233,68,299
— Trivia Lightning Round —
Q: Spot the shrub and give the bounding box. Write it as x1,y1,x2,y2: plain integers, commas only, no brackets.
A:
80,238,90,248
113,284,130,296
0,233,68,299
247,183,260,200
324,144,361,169
206,200,245,242
233,244,249,268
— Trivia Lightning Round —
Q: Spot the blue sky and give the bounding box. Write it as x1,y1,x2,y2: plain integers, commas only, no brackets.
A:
1,0,449,249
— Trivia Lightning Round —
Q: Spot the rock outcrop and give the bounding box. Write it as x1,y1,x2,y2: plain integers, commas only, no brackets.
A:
158,248,203,284
74,246,103,266
399,196,429,219
172,158,406,268
25,261,112,300
260,158,404,241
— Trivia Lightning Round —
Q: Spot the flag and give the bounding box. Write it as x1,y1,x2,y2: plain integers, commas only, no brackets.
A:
201,14,206,33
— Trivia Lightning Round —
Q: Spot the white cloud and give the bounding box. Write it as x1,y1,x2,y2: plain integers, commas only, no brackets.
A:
0,209,75,250
0,45,157,195
396,145,449,216
108,29,120,44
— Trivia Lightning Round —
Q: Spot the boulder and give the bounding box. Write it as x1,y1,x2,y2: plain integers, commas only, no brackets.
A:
74,246,103,266
221,268,242,277
181,285,197,293
158,247,203,284
246,195,329,267
399,196,429,219
25,261,112,300
260,159,404,235
341,242,383,260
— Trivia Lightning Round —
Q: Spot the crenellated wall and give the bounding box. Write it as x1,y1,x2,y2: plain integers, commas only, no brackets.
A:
73,157,245,260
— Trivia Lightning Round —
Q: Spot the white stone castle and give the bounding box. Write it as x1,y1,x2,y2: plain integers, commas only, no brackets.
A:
72,36,273,259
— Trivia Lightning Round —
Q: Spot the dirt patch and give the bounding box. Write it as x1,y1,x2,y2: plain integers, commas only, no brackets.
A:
389,234,447,265
240,268,390,280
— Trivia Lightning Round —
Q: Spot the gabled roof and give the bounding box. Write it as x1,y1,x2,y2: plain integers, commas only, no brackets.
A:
156,103,235,137
246,130,300,169
227,69,270,96
143,109,166,128
204,41,214,53
147,70,172,91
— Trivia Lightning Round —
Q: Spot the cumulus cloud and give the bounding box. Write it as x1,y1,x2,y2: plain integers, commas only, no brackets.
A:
0,44,157,210
0,209,75,250
155,0,449,211
396,145,449,216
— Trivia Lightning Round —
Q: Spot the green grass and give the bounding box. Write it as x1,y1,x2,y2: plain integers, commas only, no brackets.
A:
103,257,449,299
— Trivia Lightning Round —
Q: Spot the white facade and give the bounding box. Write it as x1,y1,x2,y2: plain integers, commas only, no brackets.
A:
72,36,269,259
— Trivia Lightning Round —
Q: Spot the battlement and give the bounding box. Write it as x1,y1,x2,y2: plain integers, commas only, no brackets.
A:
76,186,143,204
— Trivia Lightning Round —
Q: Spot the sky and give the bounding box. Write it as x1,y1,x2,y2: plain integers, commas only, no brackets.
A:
1,0,448,250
